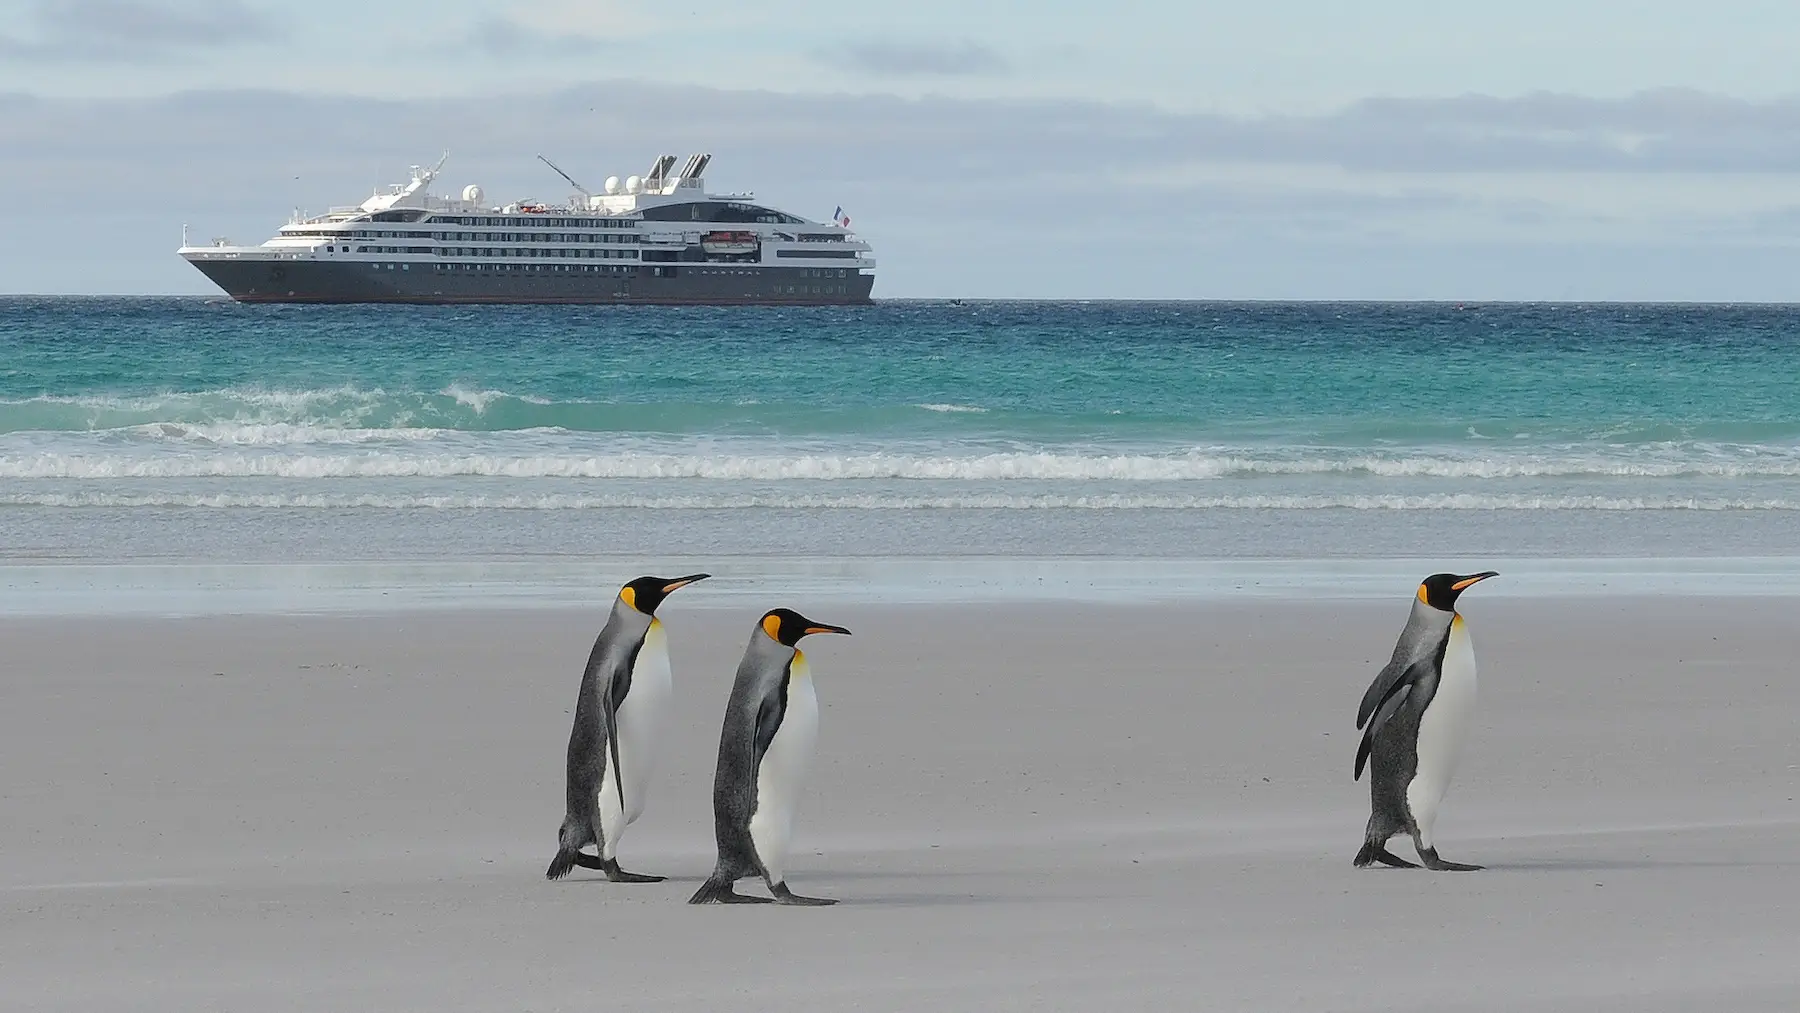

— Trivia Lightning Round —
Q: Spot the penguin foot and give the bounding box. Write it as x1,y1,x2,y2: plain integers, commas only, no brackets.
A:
1418,848,1483,872
688,878,773,904
1353,843,1420,869
769,883,837,906
600,858,665,883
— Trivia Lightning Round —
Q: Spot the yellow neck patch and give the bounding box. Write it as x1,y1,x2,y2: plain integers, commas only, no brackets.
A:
1416,584,1430,604
618,585,638,611
762,613,783,641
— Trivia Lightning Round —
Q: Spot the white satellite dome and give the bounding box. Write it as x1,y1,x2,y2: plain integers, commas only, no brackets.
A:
603,175,621,195
624,175,643,194
461,184,484,205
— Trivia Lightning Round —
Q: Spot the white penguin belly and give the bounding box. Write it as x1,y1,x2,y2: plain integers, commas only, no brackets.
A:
1407,615,1478,840
749,653,819,885
597,621,673,853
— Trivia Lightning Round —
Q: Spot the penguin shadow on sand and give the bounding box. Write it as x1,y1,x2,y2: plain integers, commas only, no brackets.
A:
1478,855,1800,873
543,574,852,906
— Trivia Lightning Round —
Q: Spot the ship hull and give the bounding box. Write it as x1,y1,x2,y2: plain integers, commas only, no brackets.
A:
184,258,874,306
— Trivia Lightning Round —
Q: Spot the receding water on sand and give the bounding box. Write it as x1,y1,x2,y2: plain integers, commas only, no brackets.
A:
8,554,1800,616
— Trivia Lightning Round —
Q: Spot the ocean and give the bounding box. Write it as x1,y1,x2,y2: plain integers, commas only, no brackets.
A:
4,297,1800,609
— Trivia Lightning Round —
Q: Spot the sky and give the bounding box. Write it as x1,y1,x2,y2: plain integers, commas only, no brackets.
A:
4,0,1800,299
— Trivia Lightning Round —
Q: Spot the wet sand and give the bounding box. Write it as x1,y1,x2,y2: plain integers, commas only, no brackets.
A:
3,598,1798,1011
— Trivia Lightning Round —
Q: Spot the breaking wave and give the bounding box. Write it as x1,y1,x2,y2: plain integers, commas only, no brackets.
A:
5,447,1800,480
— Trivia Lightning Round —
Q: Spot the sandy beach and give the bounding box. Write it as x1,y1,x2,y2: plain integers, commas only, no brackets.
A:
2,595,1797,1011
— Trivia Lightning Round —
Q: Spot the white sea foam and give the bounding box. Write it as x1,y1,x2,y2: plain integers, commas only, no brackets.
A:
129,423,456,445
2,491,1795,511
4,448,1800,480
917,403,989,413
441,385,541,413
0,386,560,433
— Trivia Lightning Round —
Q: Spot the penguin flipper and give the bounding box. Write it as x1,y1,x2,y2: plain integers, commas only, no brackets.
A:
600,671,628,826
753,688,784,762
1354,683,1411,780
1357,653,1430,729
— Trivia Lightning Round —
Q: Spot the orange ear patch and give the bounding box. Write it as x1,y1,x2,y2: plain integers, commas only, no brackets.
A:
762,613,783,641
619,585,638,610
1416,584,1430,604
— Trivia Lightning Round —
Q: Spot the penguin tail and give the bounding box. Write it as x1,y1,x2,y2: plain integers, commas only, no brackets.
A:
545,847,581,881
688,877,727,903
546,848,607,879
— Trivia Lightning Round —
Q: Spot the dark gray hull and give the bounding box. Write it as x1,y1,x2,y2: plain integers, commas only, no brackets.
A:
186,258,875,306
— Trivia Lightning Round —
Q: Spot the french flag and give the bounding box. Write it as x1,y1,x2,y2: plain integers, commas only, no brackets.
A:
834,206,851,228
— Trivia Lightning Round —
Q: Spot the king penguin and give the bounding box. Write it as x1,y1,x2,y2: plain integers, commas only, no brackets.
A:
1352,571,1498,871
689,608,851,905
545,573,709,882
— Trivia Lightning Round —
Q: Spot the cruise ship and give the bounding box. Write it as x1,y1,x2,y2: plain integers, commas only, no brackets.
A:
178,153,875,305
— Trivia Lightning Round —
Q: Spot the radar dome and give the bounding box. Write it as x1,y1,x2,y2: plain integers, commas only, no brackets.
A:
461,184,484,205
625,175,643,194
603,175,621,195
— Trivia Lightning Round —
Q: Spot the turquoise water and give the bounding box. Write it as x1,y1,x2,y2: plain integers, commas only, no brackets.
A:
4,297,1800,564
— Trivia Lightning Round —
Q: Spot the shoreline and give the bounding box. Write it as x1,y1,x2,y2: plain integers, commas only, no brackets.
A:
7,554,1800,616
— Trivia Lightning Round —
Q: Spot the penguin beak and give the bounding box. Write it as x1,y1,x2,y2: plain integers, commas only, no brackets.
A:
803,623,852,637
1451,571,1499,591
662,574,711,593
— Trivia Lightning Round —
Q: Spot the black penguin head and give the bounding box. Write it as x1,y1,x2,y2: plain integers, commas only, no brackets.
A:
617,573,710,615
1416,571,1498,611
759,608,852,647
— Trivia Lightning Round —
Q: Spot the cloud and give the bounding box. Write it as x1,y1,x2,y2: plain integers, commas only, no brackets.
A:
497,0,654,35
443,1,696,57
819,39,1009,77
0,0,272,61
459,17,606,57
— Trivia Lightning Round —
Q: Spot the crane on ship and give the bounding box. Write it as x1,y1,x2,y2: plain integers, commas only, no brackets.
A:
536,153,591,200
